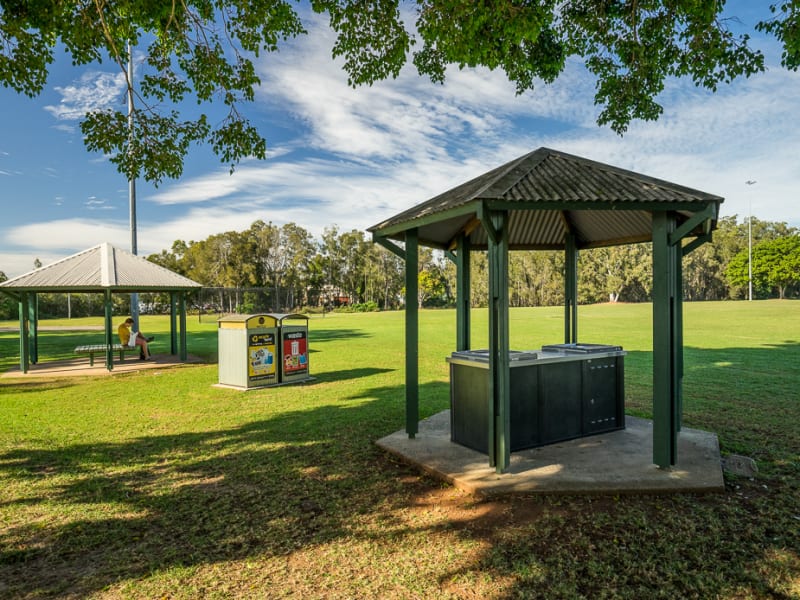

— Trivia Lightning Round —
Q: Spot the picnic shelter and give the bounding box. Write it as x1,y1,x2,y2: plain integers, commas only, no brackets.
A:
369,147,724,472
0,242,202,372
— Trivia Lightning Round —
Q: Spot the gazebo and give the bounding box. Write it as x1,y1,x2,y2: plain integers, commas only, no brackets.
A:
0,242,202,372
368,147,723,472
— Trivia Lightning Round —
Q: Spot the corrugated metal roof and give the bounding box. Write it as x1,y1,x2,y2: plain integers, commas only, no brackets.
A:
0,243,201,292
369,147,723,250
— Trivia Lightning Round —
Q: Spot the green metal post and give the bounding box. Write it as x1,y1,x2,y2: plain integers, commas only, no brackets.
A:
455,233,471,351
170,292,178,355
652,212,678,467
674,245,684,432
564,233,578,344
179,293,188,361
29,293,39,364
487,210,510,473
104,291,114,371
405,229,419,438
18,295,29,374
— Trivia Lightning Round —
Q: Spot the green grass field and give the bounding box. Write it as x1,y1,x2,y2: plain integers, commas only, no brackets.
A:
0,301,798,598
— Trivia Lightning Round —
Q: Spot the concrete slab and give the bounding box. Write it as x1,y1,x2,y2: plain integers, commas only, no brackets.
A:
1,354,206,379
377,411,724,496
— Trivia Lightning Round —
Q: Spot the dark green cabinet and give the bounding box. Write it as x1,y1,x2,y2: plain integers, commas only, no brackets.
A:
448,347,625,454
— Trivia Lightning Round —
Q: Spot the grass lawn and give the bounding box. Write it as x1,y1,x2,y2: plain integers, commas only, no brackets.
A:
0,301,798,598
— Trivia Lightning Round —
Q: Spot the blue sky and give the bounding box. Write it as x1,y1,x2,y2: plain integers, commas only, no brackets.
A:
1,3,798,278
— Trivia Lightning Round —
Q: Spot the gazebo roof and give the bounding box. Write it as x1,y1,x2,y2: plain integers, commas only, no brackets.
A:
0,243,201,293
369,147,724,250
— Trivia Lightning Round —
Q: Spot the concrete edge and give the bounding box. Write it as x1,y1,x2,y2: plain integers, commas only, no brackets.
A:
376,411,725,497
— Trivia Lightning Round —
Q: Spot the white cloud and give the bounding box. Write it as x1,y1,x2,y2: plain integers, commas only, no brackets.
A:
134,30,799,266
6,218,127,247
85,197,115,211
3,9,798,279
44,71,127,121
0,251,64,279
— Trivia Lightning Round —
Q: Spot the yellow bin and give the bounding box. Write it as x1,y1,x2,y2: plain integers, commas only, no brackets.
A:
218,314,279,389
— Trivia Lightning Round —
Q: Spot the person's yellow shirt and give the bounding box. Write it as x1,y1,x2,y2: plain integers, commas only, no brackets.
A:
118,322,131,345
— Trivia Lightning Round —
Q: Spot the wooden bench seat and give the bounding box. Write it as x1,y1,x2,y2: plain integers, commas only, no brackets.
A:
74,344,140,366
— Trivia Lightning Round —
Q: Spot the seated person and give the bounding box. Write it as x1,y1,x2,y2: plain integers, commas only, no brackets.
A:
117,317,154,360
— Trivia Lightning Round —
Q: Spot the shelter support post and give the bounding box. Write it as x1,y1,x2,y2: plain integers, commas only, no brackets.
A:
28,293,39,364
27,294,38,364
455,233,471,351
18,294,29,374
170,292,178,355
373,230,419,439
564,233,578,344
485,209,510,473
405,229,419,438
652,212,680,467
674,244,684,432
179,293,188,361
652,207,716,466
103,290,114,371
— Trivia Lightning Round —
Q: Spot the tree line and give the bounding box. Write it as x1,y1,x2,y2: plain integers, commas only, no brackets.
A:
128,216,800,312
0,214,797,320
146,214,800,312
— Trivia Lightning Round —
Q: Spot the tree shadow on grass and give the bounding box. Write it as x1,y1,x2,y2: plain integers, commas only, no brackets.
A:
0,379,84,394
309,328,372,343
310,367,397,383
0,381,446,598
1,344,798,598
425,343,800,599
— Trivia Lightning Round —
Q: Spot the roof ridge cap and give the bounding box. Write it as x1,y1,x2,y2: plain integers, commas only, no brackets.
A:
100,242,114,286
482,148,552,198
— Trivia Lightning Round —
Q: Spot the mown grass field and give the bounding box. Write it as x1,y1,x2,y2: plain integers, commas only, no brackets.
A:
0,301,798,598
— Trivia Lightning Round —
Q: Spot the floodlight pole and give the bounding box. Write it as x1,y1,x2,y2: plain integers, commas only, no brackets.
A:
128,41,139,326
745,180,756,302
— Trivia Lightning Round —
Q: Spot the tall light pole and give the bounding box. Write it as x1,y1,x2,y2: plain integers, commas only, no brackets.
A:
128,41,139,326
745,180,756,302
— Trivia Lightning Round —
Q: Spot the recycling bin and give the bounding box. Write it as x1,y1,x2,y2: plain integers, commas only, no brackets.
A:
277,313,311,384
217,314,279,389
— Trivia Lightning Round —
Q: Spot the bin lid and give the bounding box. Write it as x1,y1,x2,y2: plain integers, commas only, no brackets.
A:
274,313,308,325
218,313,279,328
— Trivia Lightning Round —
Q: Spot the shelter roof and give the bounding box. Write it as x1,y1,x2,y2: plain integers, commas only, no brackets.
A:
369,147,724,250
0,243,201,293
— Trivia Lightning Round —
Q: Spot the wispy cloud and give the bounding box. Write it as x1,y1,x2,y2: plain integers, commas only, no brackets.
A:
85,196,116,211
152,16,798,233
4,10,798,279
6,218,128,252
44,71,127,120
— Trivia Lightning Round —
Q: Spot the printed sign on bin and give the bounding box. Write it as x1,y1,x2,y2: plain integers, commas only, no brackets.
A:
283,330,308,375
248,332,276,381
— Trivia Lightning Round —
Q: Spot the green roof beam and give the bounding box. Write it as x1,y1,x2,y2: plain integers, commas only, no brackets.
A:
669,204,717,246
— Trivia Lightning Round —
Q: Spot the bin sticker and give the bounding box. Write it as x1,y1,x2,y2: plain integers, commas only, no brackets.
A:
283,331,308,375
248,332,276,381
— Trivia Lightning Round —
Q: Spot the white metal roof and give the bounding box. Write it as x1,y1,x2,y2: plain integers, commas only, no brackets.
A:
0,243,201,292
